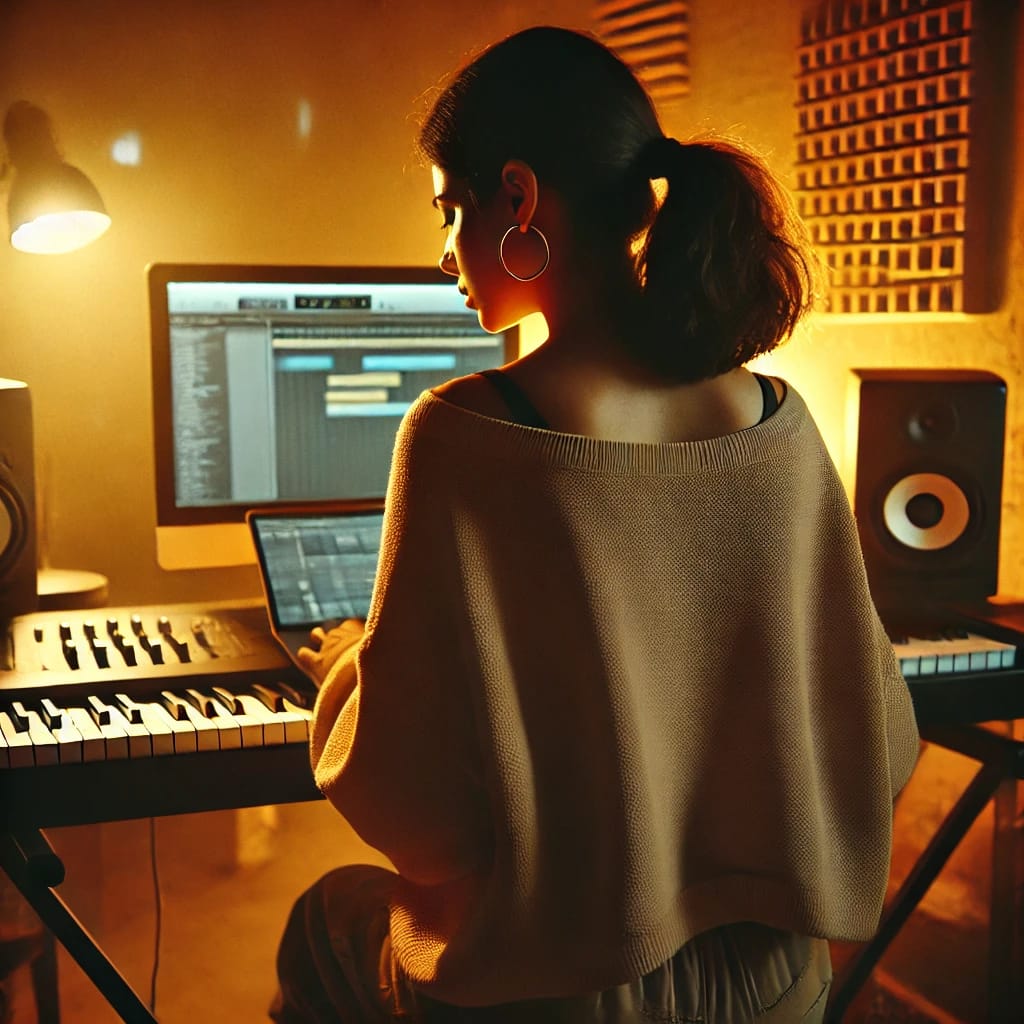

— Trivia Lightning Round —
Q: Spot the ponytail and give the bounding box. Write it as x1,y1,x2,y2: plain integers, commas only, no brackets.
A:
635,137,820,381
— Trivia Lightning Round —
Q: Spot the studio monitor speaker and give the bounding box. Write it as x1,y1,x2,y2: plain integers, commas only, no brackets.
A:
0,378,38,623
853,369,1006,614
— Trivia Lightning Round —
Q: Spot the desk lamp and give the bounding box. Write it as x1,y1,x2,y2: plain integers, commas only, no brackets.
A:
2,100,110,255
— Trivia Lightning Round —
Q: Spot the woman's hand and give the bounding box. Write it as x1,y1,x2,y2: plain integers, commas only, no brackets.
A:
296,618,366,688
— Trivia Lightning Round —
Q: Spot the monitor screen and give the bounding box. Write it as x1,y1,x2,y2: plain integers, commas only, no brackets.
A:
149,263,517,569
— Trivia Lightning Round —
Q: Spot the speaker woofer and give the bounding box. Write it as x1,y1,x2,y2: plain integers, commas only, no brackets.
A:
882,472,970,551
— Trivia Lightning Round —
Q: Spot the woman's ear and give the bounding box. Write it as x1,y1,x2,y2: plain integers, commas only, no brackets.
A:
499,159,539,233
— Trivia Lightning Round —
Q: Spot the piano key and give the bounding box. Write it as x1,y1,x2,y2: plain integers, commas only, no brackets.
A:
231,693,286,745
140,700,198,754
0,710,39,768
0,724,8,768
159,691,219,752
11,701,59,766
66,707,110,762
104,704,153,758
84,696,130,759
226,683,309,742
44,708,86,764
114,693,175,757
279,698,312,741
209,686,267,747
33,698,85,764
181,689,242,749
39,698,64,729
892,631,1017,677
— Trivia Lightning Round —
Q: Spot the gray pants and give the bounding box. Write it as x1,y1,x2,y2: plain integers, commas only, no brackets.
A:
271,865,832,1023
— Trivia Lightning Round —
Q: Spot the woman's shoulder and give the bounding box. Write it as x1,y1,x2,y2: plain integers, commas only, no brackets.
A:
430,371,515,421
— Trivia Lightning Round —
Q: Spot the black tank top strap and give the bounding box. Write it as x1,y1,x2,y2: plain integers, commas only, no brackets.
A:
476,368,551,429
754,372,780,423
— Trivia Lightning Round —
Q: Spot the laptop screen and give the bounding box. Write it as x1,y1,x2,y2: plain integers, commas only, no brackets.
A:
249,508,385,630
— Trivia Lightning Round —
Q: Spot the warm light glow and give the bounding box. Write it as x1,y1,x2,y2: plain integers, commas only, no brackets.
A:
517,312,548,355
11,209,111,254
297,98,313,141
111,130,142,166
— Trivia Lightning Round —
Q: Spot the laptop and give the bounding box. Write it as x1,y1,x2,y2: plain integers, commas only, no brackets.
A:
247,504,385,670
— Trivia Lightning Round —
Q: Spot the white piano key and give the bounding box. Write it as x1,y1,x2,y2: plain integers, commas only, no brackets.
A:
280,698,312,742
233,694,286,745
49,716,85,763
0,725,8,768
249,683,311,742
160,691,219,752
66,707,109,762
183,689,242,750
141,699,198,754
0,711,37,768
892,631,1017,678
115,693,174,757
85,696,130,760
103,705,153,759
210,688,265,748
11,702,59,767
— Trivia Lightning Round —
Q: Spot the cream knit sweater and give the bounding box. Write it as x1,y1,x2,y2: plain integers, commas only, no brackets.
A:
311,383,920,1007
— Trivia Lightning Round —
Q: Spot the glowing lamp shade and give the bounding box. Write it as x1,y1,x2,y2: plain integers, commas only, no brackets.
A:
8,161,111,254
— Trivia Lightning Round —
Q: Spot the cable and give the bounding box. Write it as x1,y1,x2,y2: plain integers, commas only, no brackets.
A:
148,816,163,1014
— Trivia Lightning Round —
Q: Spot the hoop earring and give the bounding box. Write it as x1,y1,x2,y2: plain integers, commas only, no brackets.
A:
499,225,550,282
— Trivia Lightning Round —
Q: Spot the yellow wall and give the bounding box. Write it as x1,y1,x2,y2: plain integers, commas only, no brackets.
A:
1,0,1021,606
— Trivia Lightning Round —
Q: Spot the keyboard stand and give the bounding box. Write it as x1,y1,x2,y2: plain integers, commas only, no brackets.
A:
0,827,157,1024
825,721,1022,1022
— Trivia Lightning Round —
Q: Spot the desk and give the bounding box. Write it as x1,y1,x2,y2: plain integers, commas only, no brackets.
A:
827,600,1024,1022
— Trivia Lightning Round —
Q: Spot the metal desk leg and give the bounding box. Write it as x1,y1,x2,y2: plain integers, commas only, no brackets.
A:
989,771,1019,1018
31,929,60,1024
825,755,1006,1023
0,828,156,1024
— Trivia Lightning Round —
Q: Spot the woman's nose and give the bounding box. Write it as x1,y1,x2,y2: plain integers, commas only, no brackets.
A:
439,247,458,277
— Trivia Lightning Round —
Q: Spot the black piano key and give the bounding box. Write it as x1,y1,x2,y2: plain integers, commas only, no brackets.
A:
183,689,220,718
112,695,144,725
159,691,190,721
211,686,240,714
39,698,63,729
8,701,31,733
87,695,111,726
251,683,285,712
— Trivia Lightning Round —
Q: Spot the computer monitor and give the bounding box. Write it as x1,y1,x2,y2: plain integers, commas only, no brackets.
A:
149,263,517,570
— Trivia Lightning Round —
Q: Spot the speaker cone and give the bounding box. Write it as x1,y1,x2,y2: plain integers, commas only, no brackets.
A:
882,472,970,551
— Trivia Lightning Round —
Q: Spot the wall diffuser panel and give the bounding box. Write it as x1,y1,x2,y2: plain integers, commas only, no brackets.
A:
594,0,690,100
795,0,1010,314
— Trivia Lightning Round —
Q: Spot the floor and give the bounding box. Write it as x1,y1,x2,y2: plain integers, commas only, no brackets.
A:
1,739,1017,1023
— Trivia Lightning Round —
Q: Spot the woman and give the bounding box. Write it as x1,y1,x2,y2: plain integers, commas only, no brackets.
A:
272,26,920,1023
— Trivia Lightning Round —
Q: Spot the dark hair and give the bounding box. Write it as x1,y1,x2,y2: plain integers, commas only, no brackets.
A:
419,26,819,381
